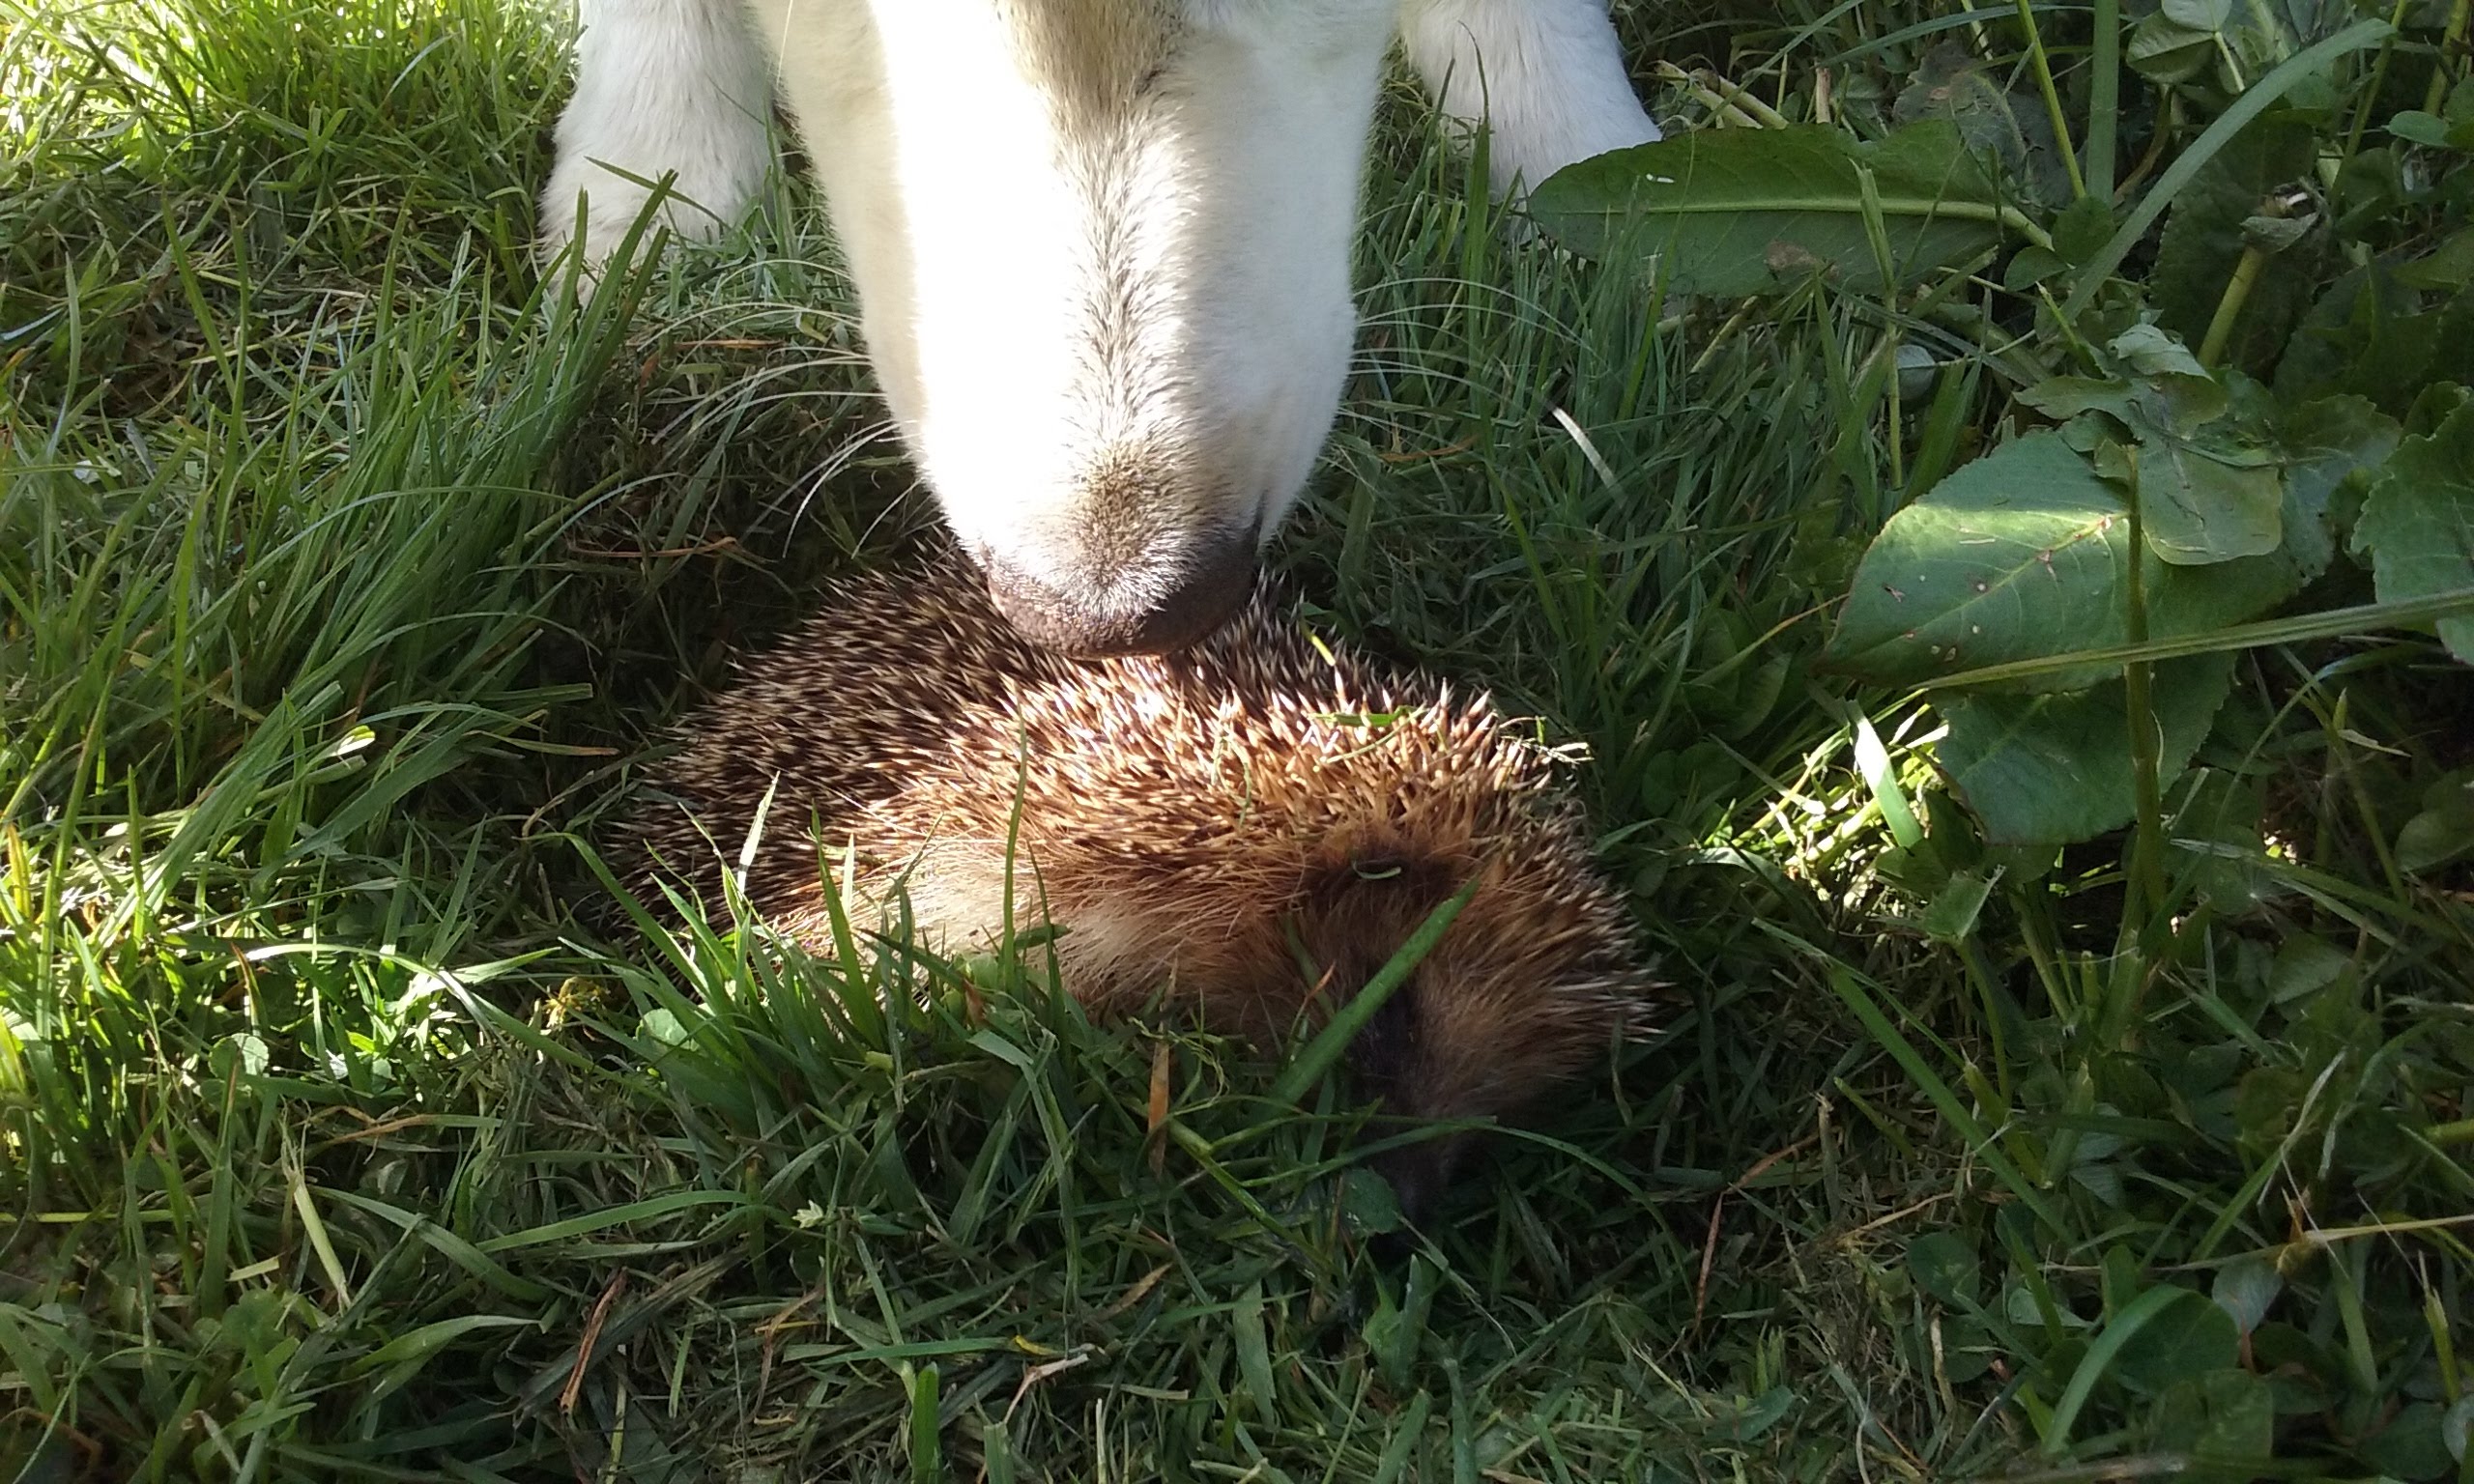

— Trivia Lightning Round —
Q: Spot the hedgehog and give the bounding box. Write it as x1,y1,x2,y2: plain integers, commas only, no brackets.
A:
614,556,1655,1221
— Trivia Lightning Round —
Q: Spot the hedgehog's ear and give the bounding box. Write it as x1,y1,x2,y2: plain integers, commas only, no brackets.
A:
1291,852,1461,1001
1288,858,1443,1002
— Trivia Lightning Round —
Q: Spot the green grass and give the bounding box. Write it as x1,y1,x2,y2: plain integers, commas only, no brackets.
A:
4,0,2472,1479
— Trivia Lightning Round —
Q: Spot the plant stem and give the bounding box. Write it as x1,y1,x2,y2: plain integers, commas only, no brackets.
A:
1700,66,1794,129
1655,62,1772,128
2344,0,2418,163
2088,0,2121,203
2063,17,2394,321
2118,448,2169,942
2014,0,2089,200
2117,90,2178,202
2199,243,2267,366
2428,0,2474,113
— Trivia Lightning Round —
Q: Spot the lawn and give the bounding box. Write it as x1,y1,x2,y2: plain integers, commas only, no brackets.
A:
4,0,2472,1479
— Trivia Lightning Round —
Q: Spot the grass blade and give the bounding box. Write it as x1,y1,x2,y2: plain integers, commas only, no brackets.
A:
1269,876,1482,1107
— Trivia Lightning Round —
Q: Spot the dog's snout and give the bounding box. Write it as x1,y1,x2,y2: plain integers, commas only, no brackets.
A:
982,526,1258,657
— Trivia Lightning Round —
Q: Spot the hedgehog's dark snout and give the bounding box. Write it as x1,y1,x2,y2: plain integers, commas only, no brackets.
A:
1343,979,1424,1095
1342,983,1470,1228
1366,1132,1473,1236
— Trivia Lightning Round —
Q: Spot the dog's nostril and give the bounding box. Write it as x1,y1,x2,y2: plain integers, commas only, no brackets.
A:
981,529,1257,658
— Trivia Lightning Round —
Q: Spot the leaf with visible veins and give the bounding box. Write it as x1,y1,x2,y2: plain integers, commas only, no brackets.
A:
1823,432,2300,690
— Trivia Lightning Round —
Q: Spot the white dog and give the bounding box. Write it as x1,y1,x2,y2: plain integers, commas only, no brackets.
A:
542,0,1659,654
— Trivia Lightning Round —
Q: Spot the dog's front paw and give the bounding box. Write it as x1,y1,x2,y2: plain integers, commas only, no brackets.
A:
1399,0,1663,198
536,0,775,280
537,119,772,281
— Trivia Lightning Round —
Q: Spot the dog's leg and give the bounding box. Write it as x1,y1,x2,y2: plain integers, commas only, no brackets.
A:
539,0,775,274
1395,0,1661,195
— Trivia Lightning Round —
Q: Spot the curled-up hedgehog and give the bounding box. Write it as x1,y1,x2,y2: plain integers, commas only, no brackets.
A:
616,557,1655,1220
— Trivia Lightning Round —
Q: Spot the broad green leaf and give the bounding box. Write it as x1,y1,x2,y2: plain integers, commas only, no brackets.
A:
2242,212,2316,253
2151,119,2322,377
2007,1281,2093,1326
2068,18,2396,322
1827,433,2139,686
2152,1369,2276,1481
2268,935,2351,1001
2161,0,2233,31
2114,375,2235,435
2028,360,2222,439
1824,433,2298,690
2351,398,2474,663
2393,228,2474,290
2275,394,2402,581
1893,43,2076,208
2400,813,2474,872
2005,243,2070,288
2388,110,2454,147
2111,325,2210,379
1891,46,2023,157
1936,652,2236,844
2053,196,2117,264
1914,869,1997,940
2114,1286,2241,1394
1941,1318,1998,1383
2129,13,2217,81
2410,379,2474,434
1527,121,2007,298
2277,273,2474,417
1909,1230,1983,1307
1339,1165,1405,1235
2397,772,2474,872
2388,108,2474,150
2124,426,2286,566
2358,1402,2454,1480
2027,339,2288,566
2022,378,2141,424
2210,1258,2283,1334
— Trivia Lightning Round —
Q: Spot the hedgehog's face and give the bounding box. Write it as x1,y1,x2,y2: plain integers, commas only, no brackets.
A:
769,0,1398,656
1294,856,1642,1228
1340,981,1484,1227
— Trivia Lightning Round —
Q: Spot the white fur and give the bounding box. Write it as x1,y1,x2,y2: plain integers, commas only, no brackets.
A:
1397,0,1665,192
541,0,1661,642
539,0,775,268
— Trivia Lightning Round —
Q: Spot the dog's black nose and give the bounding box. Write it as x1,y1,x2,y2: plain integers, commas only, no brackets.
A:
980,524,1257,657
